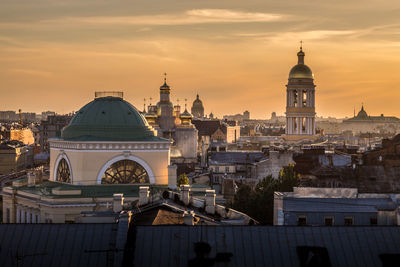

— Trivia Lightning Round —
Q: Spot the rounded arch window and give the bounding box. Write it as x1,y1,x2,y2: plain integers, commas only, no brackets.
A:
101,160,149,184
56,158,71,183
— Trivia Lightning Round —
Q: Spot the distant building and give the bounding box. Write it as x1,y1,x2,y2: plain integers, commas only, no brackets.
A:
144,77,198,161
191,94,205,118
41,111,56,121
341,105,400,134
223,111,250,122
284,45,317,140
208,151,265,182
39,114,72,152
0,140,33,175
10,127,35,145
274,187,399,226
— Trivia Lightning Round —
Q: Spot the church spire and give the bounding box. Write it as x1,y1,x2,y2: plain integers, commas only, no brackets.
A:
297,40,305,64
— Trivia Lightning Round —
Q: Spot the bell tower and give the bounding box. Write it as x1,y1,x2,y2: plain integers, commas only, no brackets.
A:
285,43,317,140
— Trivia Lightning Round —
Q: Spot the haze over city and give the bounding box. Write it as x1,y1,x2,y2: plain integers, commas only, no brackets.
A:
1,0,400,118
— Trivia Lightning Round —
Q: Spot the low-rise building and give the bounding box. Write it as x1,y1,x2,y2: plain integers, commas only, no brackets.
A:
0,140,32,175
274,187,399,226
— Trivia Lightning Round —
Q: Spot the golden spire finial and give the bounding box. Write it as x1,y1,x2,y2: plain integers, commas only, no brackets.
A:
300,40,303,51
164,72,167,83
185,98,187,110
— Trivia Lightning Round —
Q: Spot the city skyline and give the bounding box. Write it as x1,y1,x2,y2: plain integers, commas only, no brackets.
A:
1,0,400,119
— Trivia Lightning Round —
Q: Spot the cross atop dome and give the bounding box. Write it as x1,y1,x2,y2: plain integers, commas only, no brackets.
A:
297,41,305,64
160,72,170,90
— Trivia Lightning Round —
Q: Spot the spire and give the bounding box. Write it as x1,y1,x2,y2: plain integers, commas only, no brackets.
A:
196,94,199,99
160,72,170,90
184,98,188,112
143,98,146,113
297,40,305,64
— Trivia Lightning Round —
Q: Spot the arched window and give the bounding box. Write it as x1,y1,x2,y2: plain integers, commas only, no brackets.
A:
101,160,149,184
56,158,71,183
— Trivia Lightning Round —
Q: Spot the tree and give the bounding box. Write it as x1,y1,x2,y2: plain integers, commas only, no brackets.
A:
231,164,298,225
177,173,189,187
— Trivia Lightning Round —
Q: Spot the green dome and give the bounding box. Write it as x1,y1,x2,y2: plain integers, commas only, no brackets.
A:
61,96,164,141
289,64,314,79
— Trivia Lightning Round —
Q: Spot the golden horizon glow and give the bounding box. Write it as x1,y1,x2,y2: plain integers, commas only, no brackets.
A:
1,1,400,119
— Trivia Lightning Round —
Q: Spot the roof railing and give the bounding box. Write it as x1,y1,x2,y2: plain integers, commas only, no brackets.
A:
95,91,124,99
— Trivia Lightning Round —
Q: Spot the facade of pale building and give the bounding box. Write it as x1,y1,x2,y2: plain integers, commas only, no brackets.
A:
284,46,317,141
2,92,178,223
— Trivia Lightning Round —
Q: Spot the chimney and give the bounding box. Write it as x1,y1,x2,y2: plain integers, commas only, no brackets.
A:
139,186,150,206
27,172,35,187
205,189,216,214
183,211,195,226
180,185,191,206
168,165,178,189
113,193,124,213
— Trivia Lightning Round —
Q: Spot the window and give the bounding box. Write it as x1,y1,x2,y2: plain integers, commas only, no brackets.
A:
24,211,27,223
297,216,307,226
101,160,149,184
344,217,354,226
370,216,378,225
215,166,220,173
6,208,10,223
225,166,230,173
35,215,39,224
302,90,307,107
56,158,71,183
324,217,334,226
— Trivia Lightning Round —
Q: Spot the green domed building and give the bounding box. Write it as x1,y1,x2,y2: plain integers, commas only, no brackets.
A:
49,92,173,186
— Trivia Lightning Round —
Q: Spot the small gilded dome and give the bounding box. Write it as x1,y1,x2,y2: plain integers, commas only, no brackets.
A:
289,64,314,79
288,46,314,79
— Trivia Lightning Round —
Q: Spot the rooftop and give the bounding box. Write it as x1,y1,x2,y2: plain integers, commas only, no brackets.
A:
7,179,168,199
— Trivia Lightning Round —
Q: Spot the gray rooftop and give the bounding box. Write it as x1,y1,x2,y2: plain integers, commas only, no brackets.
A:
209,151,265,165
0,223,127,267
283,197,396,213
132,226,400,267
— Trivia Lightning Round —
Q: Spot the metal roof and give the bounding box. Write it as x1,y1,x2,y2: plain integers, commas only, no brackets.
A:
0,223,125,267
209,152,265,165
283,197,396,213
132,226,400,267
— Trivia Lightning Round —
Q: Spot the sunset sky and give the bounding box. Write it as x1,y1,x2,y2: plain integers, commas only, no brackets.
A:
1,0,400,119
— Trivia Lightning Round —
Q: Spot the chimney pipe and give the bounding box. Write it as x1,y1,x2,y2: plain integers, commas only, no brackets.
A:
113,193,124,213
